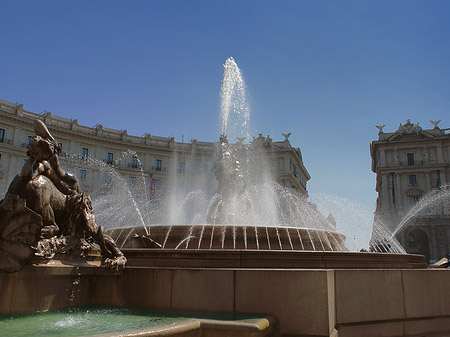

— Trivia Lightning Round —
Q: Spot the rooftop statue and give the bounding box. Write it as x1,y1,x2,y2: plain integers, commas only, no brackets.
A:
282,132,291,141
397,119,422,135
0,120,126,272
375,124,386,134
430,120,441,129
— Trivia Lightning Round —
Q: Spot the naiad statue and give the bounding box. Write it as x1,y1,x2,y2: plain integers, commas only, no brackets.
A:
0,119,126,272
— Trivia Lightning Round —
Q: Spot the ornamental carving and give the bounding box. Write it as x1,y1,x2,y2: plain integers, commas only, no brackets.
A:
397,120,422,135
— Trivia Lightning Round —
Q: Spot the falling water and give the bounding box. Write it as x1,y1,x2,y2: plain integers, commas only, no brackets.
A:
392,185,450,237
60,151,149,235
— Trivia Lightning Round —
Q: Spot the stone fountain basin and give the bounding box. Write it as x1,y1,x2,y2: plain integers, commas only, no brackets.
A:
106,225,427,270
107,224,348,251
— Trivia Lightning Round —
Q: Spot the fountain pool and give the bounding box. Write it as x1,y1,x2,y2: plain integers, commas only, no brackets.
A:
0,305,272,337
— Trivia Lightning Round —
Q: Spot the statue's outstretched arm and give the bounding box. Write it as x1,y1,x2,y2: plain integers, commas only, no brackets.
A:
34,120,56,143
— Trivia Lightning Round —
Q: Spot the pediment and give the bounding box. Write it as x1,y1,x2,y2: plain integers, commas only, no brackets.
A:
388,130,433,142
405,187,423,196
387,120,434,141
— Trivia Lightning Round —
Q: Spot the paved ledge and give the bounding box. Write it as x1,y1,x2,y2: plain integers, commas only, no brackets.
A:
91,316,277,337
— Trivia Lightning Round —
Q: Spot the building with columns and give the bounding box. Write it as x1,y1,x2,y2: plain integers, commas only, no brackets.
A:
370,120,450,261
0,98,310,205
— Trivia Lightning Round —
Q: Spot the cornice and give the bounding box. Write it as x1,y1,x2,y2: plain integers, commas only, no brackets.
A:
373,135,450,147
376,163,449,173
0,110,214,156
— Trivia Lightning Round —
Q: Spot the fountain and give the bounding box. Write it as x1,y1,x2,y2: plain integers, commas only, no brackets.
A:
105,57,349,253
2,58,450,337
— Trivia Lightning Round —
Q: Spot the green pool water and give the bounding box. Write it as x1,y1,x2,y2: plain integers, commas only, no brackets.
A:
0,305,260,337
0,306,185,337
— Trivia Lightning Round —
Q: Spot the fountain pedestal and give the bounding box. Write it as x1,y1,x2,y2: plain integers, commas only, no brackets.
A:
2,251,449,337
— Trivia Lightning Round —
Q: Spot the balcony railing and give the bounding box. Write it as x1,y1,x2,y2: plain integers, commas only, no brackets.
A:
381,160,443,168
152,166,166,172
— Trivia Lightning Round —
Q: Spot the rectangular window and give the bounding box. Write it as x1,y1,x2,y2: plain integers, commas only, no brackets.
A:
155,179,161,189
132,156,138,168
277,157,285,172
107,152,114,164
409,196,420,207
407,153,414,165
0,129,4,142
81,148,89,159
130,176,136,185
179,161,185,173
80,170,86,180
156,159,162,171
409,175,417,185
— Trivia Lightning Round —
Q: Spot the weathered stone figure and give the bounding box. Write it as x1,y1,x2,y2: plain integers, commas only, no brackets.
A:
0,120,126,272
206,135,249,224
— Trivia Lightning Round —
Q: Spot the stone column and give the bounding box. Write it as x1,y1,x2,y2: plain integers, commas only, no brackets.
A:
379,149,386,167
6,155,16,188
395,174,403,209
440,170,447,185
381,174,389,209
92,144,98,159
425,172,431,192
437,144,444,164
69,140,76,155
11,125,17,147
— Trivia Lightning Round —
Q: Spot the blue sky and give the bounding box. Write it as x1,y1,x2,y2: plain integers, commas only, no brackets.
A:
1,0,450,212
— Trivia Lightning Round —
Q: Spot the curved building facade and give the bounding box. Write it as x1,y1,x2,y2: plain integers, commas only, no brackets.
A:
0,98,310,201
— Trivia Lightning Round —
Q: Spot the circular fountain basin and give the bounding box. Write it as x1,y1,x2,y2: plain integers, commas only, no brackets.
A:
108,224,347,251
107,225,427,269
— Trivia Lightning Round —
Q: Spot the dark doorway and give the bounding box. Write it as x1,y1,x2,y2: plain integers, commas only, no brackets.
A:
407,229,430,261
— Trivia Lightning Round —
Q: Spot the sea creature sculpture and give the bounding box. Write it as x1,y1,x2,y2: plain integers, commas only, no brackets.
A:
0,120,126,272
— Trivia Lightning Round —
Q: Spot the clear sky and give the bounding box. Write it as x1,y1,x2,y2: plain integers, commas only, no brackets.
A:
1,0,449,213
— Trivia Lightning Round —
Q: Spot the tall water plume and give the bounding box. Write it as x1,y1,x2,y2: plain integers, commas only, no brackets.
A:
220,57,250,142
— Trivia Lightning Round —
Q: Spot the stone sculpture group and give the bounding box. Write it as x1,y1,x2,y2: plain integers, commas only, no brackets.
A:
0,120,126,272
